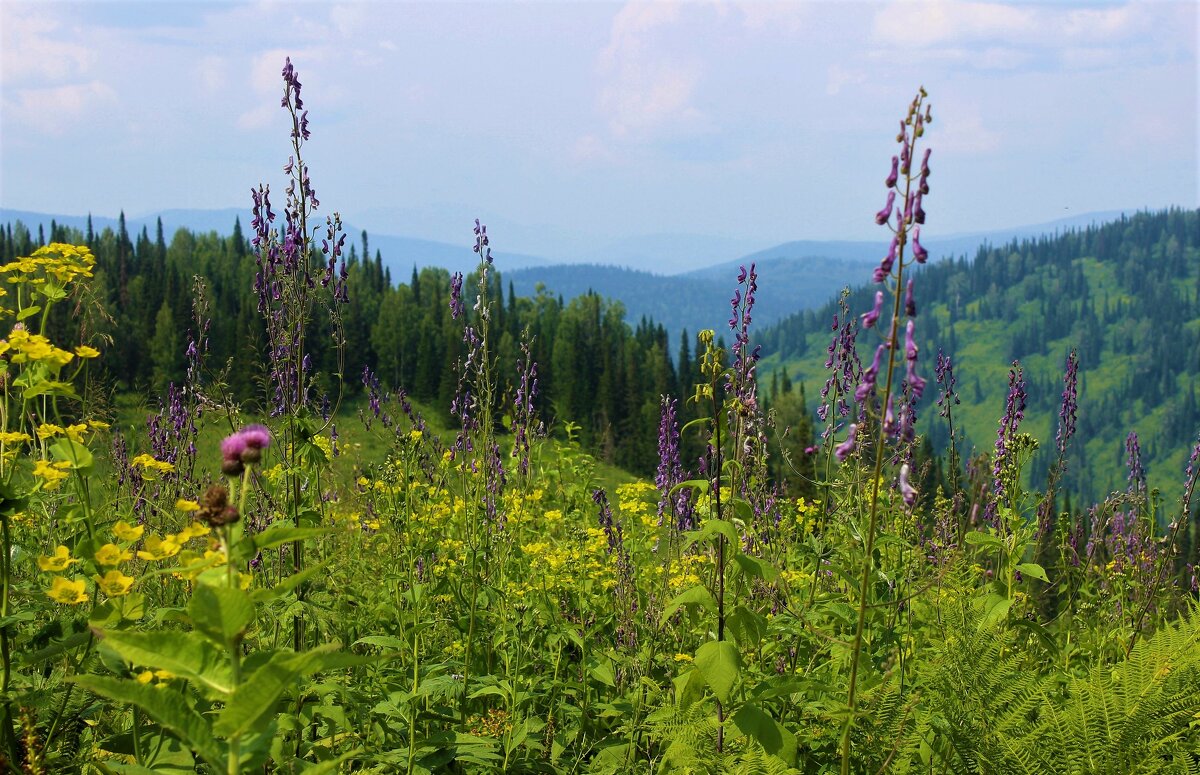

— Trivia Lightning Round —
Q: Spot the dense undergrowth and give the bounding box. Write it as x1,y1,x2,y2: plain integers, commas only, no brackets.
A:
0,64,1197,775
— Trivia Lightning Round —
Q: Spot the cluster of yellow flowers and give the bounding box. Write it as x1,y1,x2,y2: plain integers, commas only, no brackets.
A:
130,454,175,479
0,243,95,287
40,514,218,605
517,525,617,597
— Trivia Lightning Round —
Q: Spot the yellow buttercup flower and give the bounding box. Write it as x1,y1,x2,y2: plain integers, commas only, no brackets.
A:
136,534,181,562
94,543,132,566
65,424,89,443
74,345,100,359
0,432,31,444
47,576,88,604
175,522,210,542
32,459,72,490
112,520,145,541
87,419,110,429
38,545,78,572
36,423,64,440
175,499,200,512
131,454,175,479
93,570,134,597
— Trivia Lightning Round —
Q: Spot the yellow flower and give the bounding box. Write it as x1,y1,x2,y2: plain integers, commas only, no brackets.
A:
0,432,31,444
135,670,155,684
74,345,100,359
36,423,63,440
94,543,132,566
87,419,110,429
136,534,181,562
47,576,88,604
32,459,72,490
113,520,145,541
175,499,200,512
64,424,89,443
38,545,78,571
674,653,694,663
175,522,210,542
94,570,134,597
409,430,423,442
131,454,174,479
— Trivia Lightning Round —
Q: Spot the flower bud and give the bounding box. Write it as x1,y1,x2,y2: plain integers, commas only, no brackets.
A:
861,291,884,329
912,228,928,263
875,191,895,225
885,156,899,188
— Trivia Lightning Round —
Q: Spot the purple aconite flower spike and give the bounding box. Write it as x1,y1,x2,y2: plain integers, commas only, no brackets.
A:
885,155,899,188
905,320,918,361
912,227,928,263
855,345,885,403
904,279,916,318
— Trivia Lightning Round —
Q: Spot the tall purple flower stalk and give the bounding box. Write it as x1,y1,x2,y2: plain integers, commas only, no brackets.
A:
593,488,637,650
1040,349,1078,536
988,361,1027,525
818,292,862,444
511,334,541,479
656,396,695,532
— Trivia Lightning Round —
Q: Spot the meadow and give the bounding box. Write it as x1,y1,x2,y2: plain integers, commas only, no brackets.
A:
1,62,1197,774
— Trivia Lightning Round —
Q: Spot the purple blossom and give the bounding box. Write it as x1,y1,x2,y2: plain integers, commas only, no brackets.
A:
834,423,858,461
989,362,1027,523
855,345,885,403
911,227,928,263
875,190,896,225
861,291,884,329
899,463,917,506
1056,349,1079,455
904,320,918,361
874,236,899,283
904,279,916,318
1126,431,1145,494
450,272,464,319
885,155,899,188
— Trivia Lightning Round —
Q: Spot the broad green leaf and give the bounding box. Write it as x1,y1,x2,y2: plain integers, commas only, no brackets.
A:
15,305,40,321
977,592,1013,630
964,530,1005,549
660,584,716,625
49,438,93,472
98,630,232,699
694,640,741,705
214,645,343,738
72,675,226,768
232,525,334,564
733,553,778,581
726,606,766,648
1015,562,1049,583
189,583,255,646
731,701,797,765
684,519,738,549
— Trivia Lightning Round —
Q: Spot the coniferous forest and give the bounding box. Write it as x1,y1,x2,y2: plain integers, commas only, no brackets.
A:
0,61,1197,775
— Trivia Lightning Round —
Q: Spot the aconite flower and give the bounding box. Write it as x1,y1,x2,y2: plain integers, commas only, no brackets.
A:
885,155,899,188
899,464,918,506
875,191,896,226
855,345,885,403
834,423,858,461
860,291,884,329
47,576,88,604
911,227,928,263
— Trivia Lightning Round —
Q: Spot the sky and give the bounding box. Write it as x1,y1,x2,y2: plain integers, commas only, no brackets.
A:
0,0,1196,262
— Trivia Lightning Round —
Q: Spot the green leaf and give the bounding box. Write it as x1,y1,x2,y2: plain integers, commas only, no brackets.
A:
731,701,797,765
213,645,343,738
189,583,255,646
964,530,1005,550
1015,562,1049,583
733,553,778,582
231,525,333,564
726,606,766,649
15,305,41,321
49,437,93,472
72,675,225,768
977,592,1013,630
659,584,716,625
694,640,741,705
684,519,738,549
98,630,233,699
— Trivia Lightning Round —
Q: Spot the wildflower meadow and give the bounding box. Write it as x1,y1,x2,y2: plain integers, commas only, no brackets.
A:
0,59,1197,775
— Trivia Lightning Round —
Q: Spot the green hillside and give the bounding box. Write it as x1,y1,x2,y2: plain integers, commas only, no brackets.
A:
759,208,1200,504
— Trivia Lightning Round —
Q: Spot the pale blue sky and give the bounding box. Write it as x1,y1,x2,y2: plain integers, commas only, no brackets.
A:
1,0,1195,261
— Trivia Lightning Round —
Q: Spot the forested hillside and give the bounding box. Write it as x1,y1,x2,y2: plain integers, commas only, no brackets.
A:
0,215,772,476
759,207,1200,503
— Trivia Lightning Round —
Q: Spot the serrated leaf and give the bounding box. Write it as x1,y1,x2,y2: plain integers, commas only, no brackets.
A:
213,645,343,738
72,675,225,768
694,640,741,705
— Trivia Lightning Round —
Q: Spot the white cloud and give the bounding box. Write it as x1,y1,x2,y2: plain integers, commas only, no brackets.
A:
827,64,867,96
597,1,703,138
934,107,1001,154
3,81,117,135
0,6,95,85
